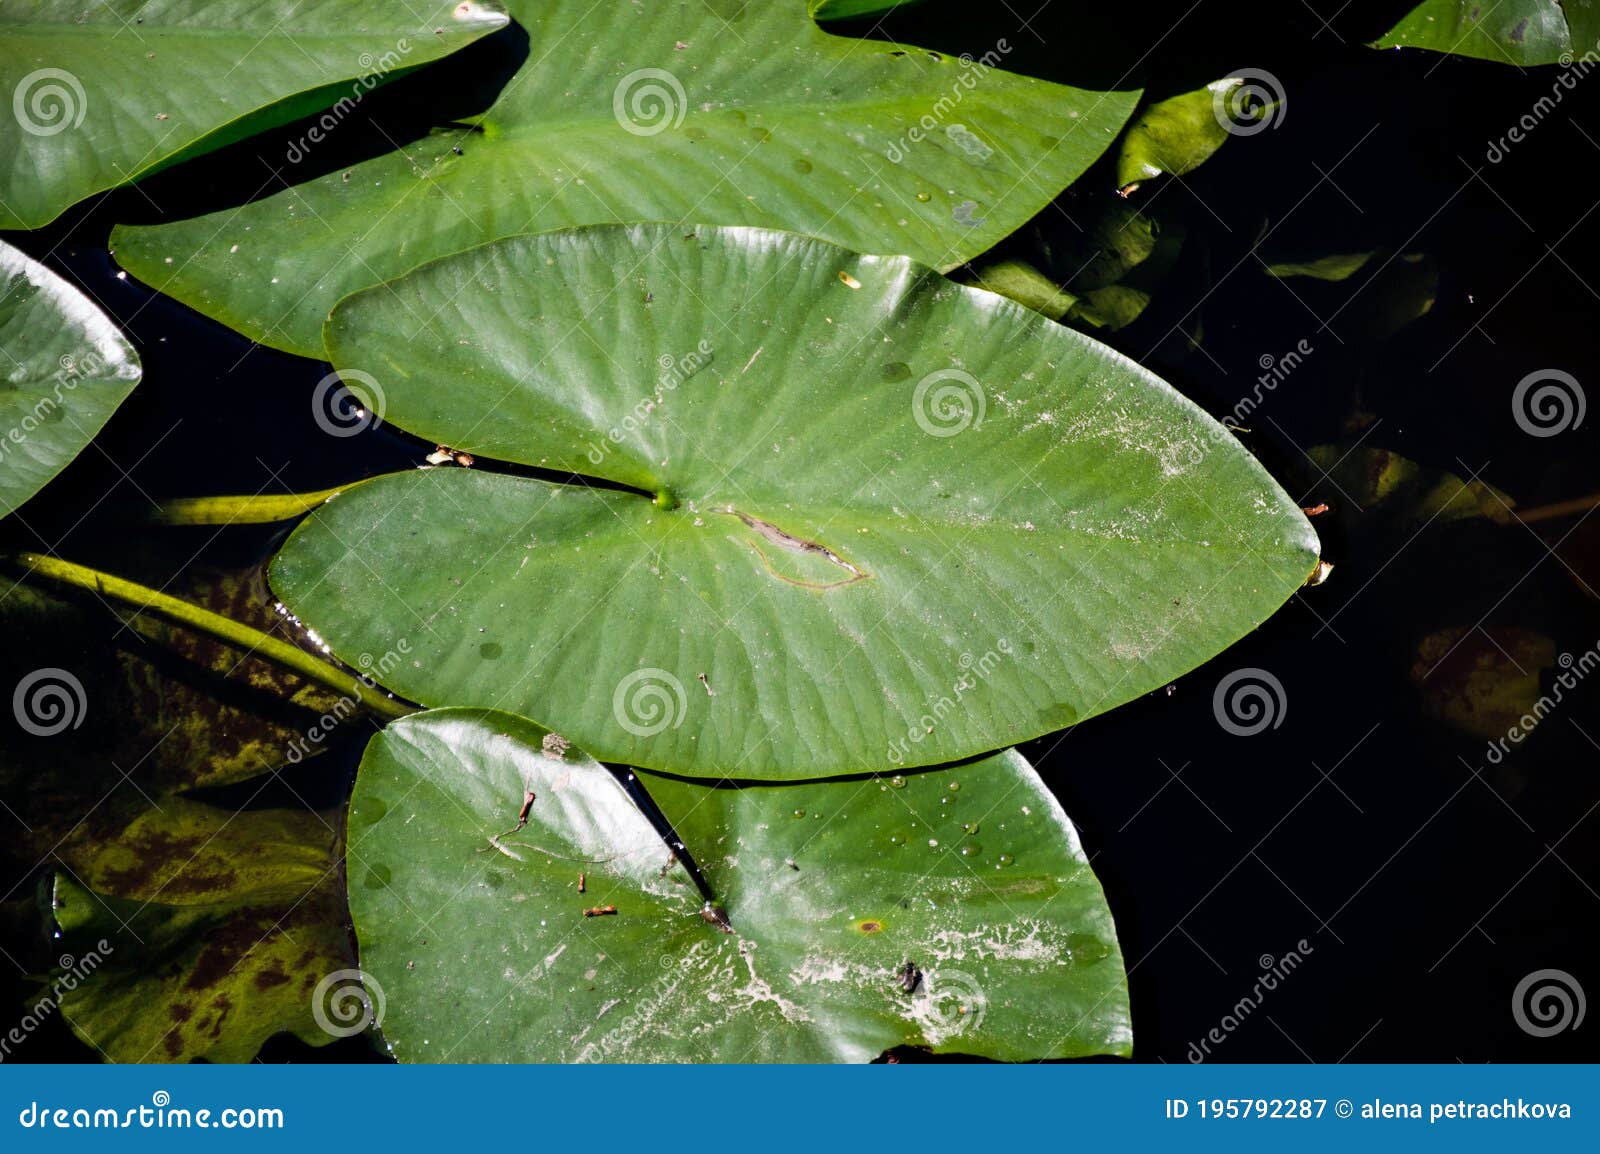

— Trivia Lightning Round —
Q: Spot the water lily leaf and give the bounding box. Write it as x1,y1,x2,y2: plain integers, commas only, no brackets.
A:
1115,80,1237,194
40,739,347,1067
0,0,510,228
271,225,1318,779
963,259,1078,321
3,565,361,1062
109,0,1139,357
1305,445,1514,532
348,708,1131,1062
1410,626,1556,742
1051,197,1185,331
53,849,351,1063
1264,253,1376,282
1374,1,1599,66
0,565,367,816
1,240,141,519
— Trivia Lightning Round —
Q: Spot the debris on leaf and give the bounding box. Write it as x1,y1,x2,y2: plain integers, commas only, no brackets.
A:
699,902,734,933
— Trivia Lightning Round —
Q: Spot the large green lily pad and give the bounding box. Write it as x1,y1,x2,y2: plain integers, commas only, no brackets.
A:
0,0,509,228
348,708,1131,1062
1,240,141,519
109,0,1139,357
1374,0,1600,65
270,224,1318,780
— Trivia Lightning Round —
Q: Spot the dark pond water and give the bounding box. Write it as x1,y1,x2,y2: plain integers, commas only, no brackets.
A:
2,0,1596,1062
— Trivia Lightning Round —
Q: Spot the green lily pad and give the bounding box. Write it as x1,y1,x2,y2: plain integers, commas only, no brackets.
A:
1374,0,1599,66
109,0,1139,357
348,708,1131,1062
269,224,1318,780
0,0,510,228
1,240,141,519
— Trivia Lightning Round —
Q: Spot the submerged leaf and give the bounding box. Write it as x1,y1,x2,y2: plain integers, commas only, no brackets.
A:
348,709,1131,1062
1305,445,1514,530
110,0,1139,356
1,240,141,519
0,0,510,228
1264,253,1376,282
1115,80,1238,193
54,855,350,1064
270,225,1318,780
963,259,1078,321
1410,626,1556,742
